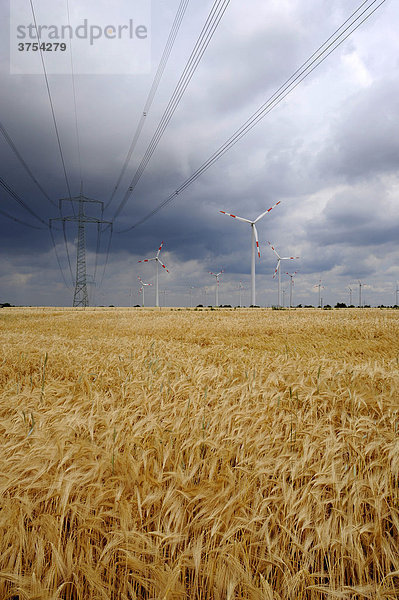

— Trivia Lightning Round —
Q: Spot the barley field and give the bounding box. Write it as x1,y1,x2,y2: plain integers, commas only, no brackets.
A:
0,307,398,599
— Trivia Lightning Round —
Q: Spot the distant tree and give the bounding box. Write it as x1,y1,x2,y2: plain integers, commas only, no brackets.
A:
335,302,347,308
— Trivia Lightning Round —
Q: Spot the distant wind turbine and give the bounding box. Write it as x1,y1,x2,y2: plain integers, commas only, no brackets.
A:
268,242,299,307
238,280,247,308
285,271,297,308
220,201,281,306
138,241,169,307
358,280,367,307
188,286,196,308
209,269,223,307
313,279,325,308
137,276,152,307
348,286,353,306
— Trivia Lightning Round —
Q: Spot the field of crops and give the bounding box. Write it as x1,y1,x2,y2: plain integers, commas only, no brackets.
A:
0,307,398,599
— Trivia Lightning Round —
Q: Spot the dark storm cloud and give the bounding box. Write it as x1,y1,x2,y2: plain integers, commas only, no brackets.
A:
306,185,399,249
315,78,399,182
1,0,398,305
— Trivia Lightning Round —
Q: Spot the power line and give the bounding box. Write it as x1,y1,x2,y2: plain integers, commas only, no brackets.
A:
119,0,386,232
0,120,57,208
106,0,191,210
0,175,47,227
48,221,72,288
66,0,83,190
29,0,74,205
62,218,74,285
112,0,230,222
29,0,79,290
99,224,114,287
0,207,43,230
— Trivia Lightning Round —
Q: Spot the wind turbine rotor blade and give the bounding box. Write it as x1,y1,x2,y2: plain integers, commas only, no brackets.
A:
219,211,251,224
156,241,164,258
273,260,280,279
158,259,169,272
267,241,280,259
254,200,281,223
253,224,260,258
281,256,300,260
138,258,155,263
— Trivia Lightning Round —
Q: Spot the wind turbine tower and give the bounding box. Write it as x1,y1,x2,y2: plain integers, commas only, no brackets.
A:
220,201,280,306
285,271,297,308
238,280,247,308
209,270,223,307
138,241,169,307
313,280,325,308
268,242,299,307
137,276,152,307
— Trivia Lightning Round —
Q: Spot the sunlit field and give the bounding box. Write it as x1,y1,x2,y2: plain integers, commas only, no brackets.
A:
0,307,398,599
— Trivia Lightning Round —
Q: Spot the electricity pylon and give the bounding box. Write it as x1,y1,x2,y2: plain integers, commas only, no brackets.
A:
50,191,112,307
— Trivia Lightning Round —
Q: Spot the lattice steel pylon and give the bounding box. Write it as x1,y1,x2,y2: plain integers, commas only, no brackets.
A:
51,190,112,307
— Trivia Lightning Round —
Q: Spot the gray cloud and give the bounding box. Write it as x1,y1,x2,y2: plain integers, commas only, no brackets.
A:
315,79,399,182
1,0,398,306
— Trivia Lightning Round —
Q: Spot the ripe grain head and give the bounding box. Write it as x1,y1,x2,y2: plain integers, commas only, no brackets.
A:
0,307,398,599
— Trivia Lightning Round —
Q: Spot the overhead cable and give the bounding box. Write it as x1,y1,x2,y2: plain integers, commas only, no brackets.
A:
0,207,43,230
112,0,230,222
48,222,73,288
0,120,57,208
0,175,47,226
106,0,191,210
66,0,83,191
29,0,74,205
119,0,387,232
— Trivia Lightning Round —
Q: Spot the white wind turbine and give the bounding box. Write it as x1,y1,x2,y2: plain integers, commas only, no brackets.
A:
238,280,247,308
313,279,325,308
348,286,353,306
209,269,223,307
357,280,369,307
137,276,152,307
138,241,169,307
285,271,297,308
268,242,299,308
220,201,281,306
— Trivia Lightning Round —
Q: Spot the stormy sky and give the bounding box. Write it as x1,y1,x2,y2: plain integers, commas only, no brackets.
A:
1,0,398,307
